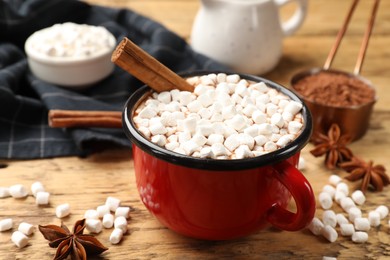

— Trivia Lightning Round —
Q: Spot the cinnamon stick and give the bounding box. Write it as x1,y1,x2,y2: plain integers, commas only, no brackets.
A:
48,110,122,128
111,37,194,93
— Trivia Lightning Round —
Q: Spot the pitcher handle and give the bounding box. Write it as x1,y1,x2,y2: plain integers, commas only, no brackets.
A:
266,160,315,231
275,0,308,36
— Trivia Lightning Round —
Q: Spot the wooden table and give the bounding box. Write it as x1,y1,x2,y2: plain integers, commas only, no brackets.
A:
1,0,390,259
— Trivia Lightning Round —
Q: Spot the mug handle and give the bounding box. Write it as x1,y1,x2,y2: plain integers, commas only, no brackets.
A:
266,159,315,231
275,0,308,36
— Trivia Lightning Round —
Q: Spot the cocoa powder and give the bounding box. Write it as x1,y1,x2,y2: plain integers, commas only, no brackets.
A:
292,71,375,107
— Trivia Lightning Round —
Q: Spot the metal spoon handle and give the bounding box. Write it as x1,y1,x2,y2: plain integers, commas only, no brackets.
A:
323,0,359,70
354,0,380,75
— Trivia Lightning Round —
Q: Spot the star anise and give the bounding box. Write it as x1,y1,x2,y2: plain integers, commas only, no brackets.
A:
310,123,354,169
39,219,108,260
339,156,389,192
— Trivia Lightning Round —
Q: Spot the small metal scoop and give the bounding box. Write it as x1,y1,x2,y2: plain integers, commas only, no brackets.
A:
291,0,380,142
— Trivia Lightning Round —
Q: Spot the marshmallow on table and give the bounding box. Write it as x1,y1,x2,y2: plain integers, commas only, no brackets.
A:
328,175,342,186
9,184,28,198
322,225,338,243
352,231,368,243
110,228,124,245
102,214,114,229
11,231,29,248
322,210,337,228
84,209,99,219
318,192,333,210
348,207,362,222
35,191,50,205
336,213,349,226
0,187,11,198
18,222,35,236
375,205,389,219
334,191,346,204
336,182,349,196
85,219,102,234
97,205,111,218
354,217,370,231
115,207,131,219
31,181,45,197
340,197,356,212
351,190,365,205
308,217,324,236
114,216,128,233
0,218,13,232
368,211,381,227
322,185,336,198
106,197,121,212
322,257,337,260
340,223,355,236
56,203,70,218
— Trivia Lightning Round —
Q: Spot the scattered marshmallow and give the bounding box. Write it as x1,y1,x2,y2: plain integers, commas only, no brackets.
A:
106,197,121,212
368,211,381,227
336,182,349,196
102,214,114,229
35,191,50,205
18,222,35,236
96,205,111,218
322,185,336,198
340,223,355,236
318,192,333,210
328,175,342,186
0,187,11,198
84,209,99,220
0,218,13,232
322,257,337,260
354,217,370,231
115,207,130,219
352,231,368,243
11,231,29,248
9,184,28,198
56,203,70,218
348,207,362,222
114,216,128,233
351,190,365,206
340,197,356,212
110,228,124,244
322,210,337,228
375,205,389,219
85,219,103,234
31,182,45,197
334,191,346,204
308,217,324,235
336,213,349,226
322,225,338,242
298,156,306,170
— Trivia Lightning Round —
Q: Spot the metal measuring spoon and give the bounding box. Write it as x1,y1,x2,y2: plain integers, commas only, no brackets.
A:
290,0,380,142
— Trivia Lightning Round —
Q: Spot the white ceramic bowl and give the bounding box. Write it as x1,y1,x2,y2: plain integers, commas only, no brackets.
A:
24,25,116,88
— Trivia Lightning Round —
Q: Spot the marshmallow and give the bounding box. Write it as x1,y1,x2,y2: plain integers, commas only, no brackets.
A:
354,217,370,231
0,187,11,198
110,228,124,244
264,141,277,152
340,197,356,212
328,175,342,186
336,182,349,196
114,216,128,233
31,181,45,197
18,222,35,236
298,156,306,170
84,209,99,220
351,190,365,205
308,217,324,235
318,192,333,210
96,205,111,218
252,110,267,124
336,213,349,226
368,211,381,227
226,74,240,83
340,223,355,236
228,114,247,131
352,231,368,243
334,191,346,204
115,207,130,219
149,122,167,135
258,123,273,135
85,219,103,234
9,184,28,198
151,135,167,147
284,101,303,115
179,91,193,105
288,121,303,134
106,197,121,212
322,210,337,228
138,106,157,119
375,205,389,219
11,231,29,248
276,135,292,147
322,225,338,243
348,207,362,222
103,213,114,229
207,134,224,146
211,143,229,157
157,91,171,104
322,257,337,260
56,203,70,218
271,113,284,128
0,218,13,232
187,100,203,113
235,145,253,159
35,191,50,205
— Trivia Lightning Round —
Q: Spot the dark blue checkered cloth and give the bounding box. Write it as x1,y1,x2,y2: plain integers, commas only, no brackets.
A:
0,0,226,159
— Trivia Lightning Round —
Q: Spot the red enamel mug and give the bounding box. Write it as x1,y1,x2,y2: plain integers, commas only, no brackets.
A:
123,71,315,240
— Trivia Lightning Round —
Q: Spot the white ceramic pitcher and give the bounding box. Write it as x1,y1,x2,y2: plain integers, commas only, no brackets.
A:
191,0,308,75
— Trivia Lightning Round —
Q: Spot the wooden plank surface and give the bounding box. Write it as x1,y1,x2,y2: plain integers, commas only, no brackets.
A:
1,0,390,259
